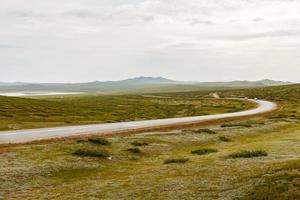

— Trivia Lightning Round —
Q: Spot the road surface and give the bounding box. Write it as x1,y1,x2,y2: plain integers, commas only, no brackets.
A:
0,99,277,144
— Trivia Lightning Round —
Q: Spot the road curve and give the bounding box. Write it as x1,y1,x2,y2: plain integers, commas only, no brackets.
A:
0,99,277,144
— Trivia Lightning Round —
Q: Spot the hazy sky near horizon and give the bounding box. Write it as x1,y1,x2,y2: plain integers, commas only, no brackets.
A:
1,0,300,83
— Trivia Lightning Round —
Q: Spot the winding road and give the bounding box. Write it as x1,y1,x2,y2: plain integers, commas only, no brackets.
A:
0,99,277,144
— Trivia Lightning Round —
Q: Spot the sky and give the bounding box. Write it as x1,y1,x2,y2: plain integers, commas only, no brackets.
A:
0,0,300,83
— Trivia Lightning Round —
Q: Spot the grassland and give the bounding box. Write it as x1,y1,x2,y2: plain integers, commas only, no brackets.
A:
0,84,299,199
0,94,255,131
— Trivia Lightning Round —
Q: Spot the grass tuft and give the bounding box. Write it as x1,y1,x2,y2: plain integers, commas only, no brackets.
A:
126,148,142,154
194,128,217,134
131,141,149,146
164,158,189,164
183,128,217,134
191,148,218,155
72,148,110,158
229,150,268,158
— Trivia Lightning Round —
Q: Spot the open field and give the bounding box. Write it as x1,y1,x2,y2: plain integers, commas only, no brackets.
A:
0,84,299,199
0,95,255,131
0,99,275,144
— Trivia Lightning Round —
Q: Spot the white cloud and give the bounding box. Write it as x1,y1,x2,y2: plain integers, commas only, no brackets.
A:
0,0,300,82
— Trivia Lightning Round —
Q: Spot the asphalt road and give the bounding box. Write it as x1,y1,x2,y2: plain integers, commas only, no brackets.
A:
0,99,277,144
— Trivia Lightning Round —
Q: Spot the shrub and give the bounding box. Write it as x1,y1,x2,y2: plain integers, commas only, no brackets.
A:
131,141,149,146
72,148,110,158
219,136,231,142
164,158,189,164
229,150,268,158
194,128,217,134
191,148,218,155
126,148,142,154
88,137,111,145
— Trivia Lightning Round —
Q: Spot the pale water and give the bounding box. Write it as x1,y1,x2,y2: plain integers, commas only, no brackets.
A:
0,92,82,97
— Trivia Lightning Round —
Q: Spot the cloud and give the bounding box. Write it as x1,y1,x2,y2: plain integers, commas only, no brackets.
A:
168,42,200,50
142,15,155,22
0,44,21,48
61,10,100,18
0,0,300,82
2,10,46,19
188,18,214,25
252,17,264,22
212,29,300,41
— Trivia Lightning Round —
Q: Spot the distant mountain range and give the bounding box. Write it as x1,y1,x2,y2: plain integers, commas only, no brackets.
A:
0,77,293,93
192,79,293,87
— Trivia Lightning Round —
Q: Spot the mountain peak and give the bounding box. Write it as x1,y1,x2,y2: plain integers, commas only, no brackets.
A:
121,76,175,84
258,79,292,86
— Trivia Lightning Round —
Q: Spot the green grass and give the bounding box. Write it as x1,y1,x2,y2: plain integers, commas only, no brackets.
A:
239,162,300,200
1,84,300,199
229,150,268,158
49,167,101,183
1,119,300,199
0,94,255,131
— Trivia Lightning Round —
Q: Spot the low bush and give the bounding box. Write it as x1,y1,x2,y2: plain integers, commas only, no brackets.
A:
88,137,111,145
219,136,231,142
72,148,110,158
164,158,189,164
229,150,268,158
126,148,142,154
191,148,218,155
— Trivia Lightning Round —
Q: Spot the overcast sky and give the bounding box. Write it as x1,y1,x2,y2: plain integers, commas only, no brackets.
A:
1,0,300,83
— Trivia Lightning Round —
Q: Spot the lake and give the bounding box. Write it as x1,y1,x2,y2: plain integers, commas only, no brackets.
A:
0,92,82,97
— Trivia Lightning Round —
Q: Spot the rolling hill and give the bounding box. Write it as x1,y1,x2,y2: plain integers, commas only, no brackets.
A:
0,77,292,93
